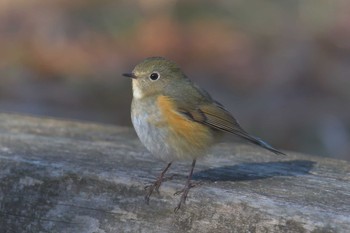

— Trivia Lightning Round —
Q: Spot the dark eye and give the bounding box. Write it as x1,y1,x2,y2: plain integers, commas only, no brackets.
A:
149,72,160,81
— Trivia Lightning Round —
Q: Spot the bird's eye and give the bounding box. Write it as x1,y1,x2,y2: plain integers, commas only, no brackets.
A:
149,72,160,81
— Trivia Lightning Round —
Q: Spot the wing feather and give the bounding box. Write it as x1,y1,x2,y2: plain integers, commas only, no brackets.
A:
178,102,285,155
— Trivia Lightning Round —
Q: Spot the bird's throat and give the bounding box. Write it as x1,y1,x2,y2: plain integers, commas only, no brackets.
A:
132,81,144,99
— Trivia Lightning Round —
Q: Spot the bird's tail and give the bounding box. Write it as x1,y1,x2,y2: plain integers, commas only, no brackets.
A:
235,131,285,155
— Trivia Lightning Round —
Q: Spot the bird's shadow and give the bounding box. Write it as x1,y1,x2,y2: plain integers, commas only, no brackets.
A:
193,160,316,182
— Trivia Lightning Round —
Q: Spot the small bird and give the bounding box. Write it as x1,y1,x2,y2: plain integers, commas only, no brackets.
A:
123,57,284,212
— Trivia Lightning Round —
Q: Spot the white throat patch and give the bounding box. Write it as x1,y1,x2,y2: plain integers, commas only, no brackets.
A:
132,81,144,99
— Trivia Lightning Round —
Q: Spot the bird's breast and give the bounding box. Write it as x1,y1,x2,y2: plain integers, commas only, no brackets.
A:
131,95,215,161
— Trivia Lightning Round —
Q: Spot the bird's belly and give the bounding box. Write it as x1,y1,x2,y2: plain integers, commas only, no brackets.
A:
131,101,215,161
132,111,172,161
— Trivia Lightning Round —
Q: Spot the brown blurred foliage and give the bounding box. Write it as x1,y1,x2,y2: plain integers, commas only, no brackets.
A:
0,0,350,160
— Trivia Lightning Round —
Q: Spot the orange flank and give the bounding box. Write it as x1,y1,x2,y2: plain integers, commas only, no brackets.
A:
157,95,214,157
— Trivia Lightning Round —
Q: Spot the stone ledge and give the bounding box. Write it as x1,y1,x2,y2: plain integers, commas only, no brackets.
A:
0,113,349,233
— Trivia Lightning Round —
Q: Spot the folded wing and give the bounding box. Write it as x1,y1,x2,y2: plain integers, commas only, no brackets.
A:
178,102,285,155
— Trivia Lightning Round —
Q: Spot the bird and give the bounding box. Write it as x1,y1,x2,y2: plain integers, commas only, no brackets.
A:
123,57,285,212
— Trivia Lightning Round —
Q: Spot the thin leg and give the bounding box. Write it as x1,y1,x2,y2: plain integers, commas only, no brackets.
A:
145,162,172,204
174,159,196,212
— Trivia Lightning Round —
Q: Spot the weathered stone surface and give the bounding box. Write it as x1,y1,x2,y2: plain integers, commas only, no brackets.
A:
0,113,349,233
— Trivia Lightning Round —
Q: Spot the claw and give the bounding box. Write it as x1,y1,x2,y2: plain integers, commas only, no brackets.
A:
174,183,196,196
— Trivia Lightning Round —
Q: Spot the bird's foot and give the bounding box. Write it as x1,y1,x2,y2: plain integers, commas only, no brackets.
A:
173,182,196,212
144,174,175,204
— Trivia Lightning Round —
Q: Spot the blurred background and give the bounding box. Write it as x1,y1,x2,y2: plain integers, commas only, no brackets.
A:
0,0,349,160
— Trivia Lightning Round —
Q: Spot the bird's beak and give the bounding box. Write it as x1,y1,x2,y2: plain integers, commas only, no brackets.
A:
122,73,137,79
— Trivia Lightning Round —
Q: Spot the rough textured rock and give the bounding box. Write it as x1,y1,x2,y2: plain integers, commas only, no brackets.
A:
0,113,349,233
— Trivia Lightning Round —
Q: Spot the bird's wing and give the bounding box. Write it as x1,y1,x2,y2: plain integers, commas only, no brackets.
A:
176,100,285,155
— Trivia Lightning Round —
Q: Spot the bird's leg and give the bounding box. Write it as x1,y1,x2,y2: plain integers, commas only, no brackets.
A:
174,159,196,212
145,162,172,204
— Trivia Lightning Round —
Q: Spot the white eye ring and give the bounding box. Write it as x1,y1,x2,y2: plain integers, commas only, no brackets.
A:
149,72,160,81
